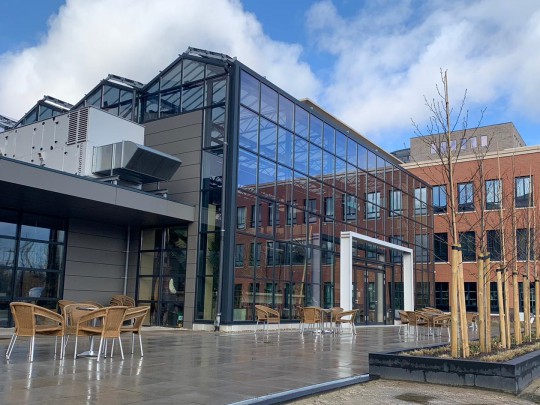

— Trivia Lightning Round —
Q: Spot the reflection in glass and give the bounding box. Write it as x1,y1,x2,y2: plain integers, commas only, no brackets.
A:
161,62,183,90
294,136,308,174
294,106,309,138
0,238,16,267
239,107,258,151
182,83,204,112
259,118,277,160
15,270,59,299
160,91,181,117
277,128,293,167
182,59,205,84
238,149,257,188
279,95,294,130
260,84,278,122
310,116,322,144
240,71,260,110
18,241,63,270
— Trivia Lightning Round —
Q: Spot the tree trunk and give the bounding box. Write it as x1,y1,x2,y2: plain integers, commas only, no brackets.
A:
524,274,531,340
505,270,512,348
451,246,460,357
485,254,491,351
497,268,507,348
513,271,522,344
536,277,540,339
458,252,470,357
477,254,486,352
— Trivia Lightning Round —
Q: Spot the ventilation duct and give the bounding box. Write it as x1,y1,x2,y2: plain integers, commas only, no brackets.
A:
92,141,181,184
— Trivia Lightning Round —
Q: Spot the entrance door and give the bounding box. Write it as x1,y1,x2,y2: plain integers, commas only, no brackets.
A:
353,265,387,325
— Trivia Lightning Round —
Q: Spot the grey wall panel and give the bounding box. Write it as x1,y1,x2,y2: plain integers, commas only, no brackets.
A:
64,219,131,302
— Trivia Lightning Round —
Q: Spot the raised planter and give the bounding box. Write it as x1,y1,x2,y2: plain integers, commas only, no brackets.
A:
369,345,540,394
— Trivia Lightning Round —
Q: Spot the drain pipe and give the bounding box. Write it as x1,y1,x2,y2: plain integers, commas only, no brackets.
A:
123,226,131,295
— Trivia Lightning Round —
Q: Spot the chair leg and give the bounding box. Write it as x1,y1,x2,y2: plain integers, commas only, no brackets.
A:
118,337,124,360
110,339,114,358
97,337,104,362
74,336,79,359
6,334,17,359
131,333,135,354
138,333,143,357
30,336,35,362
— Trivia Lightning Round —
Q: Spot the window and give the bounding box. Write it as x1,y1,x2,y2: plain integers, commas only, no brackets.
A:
365,192,380,219
268,203,279,226
464,282,477,311
481,135,488,147
485,179,502,210
414,187,427,216
515,176,533,208
460,138,467,150
470,137,477,149
250,204,261,227
286,205,297,225
517,228,534,260
343,195,357,221
304,199,317,223
459,231,476,262
440,142,447,153
237,207,246,229
487,230,501,261
430,143,436,154
490,282,499,312
434,233,448,262
234,244,244,267
450,140,457,151
432,185,447,213
458,182,474,212
435,282,449,311
324,197,334,221
249,243,261,266
389,190,402,217
415,234,429,263
389,236,403,263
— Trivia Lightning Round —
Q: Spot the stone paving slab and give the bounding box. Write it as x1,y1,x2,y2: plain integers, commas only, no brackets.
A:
0,326,488,404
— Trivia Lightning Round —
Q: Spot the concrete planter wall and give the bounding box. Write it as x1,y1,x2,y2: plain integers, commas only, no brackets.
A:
369,347,540,394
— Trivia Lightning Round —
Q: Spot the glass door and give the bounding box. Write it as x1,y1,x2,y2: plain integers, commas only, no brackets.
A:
367,270,386,324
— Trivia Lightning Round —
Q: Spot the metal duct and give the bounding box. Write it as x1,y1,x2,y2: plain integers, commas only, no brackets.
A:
92,141,182,184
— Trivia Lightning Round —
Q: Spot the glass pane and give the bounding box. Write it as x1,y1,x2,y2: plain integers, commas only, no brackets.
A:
102,85,120,110
86,89,101,108
310,116,322,144
141,94,159,122
258,157,276,199
21,215,65,242
240,70,259,111
309,143,322,177
323,123,335,153
358,145,367,170
138,277,159,300
38,106,54,121
182,83,204,112
239,106,258,151
182,59,205,84
139,251,161,276
141,228,162,251
208,78,226,105
0,238,16,267
160,91,181,118
259,118,277,160
347,138,357,166
166,227,188,249
260,84,278,122
238,149,257,188
204,106,225,148
0,269,12,297
323,151,334,183
162,250,186,299
294,136,308,174
277,127,294,167
206,63,227,78
18,241,64,270
15,270,59,299
279,95,294,130
294,106,309,138
336,131,346,157
119,90,133,119
161,62,183,90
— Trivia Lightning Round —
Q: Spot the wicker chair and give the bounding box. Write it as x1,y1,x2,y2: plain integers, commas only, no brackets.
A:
120,306,150,356
433,313,451,337
406,311,429,338
110,295,135,307
300,307,322,333
73,306,128,361
335,309,359,334
398,310,410,335
57,300,76,313
330,307,344,331
62,303,101,353
6,302,65,362
254,305,280,333
466,312,479,330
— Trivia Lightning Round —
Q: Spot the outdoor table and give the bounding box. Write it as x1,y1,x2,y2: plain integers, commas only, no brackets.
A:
318,308,335,334
76,306,100,357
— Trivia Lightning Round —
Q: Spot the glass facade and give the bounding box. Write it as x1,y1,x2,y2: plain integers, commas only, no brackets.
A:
137,226,188,327
231,68,433,325
0,209,66,327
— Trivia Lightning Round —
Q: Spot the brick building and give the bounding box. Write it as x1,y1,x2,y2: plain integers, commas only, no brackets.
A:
400,123,540,313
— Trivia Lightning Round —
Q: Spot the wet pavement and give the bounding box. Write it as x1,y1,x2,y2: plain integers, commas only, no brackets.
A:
0,325,533,404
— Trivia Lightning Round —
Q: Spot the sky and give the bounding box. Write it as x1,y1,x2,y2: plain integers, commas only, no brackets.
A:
1,0,539,153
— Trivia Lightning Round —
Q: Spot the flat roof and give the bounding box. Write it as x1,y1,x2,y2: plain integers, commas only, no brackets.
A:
0,157,195,227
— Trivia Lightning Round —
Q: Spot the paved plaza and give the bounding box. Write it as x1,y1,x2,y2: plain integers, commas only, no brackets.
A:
1,325,537,404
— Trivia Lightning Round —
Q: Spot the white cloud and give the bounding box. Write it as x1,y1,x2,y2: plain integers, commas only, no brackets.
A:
0,0,321,119
306,0,540,150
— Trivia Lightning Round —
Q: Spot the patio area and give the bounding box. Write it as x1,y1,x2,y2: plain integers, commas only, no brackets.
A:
0,326,454,404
